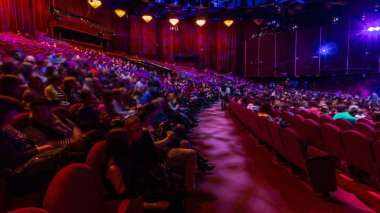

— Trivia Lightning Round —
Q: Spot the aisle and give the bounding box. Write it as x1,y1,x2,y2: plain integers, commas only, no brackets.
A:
185,103,373,213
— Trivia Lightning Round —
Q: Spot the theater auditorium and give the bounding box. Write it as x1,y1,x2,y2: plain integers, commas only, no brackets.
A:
1,0,380,212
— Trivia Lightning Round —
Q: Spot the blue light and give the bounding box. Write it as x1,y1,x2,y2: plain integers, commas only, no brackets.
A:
319,42,338,56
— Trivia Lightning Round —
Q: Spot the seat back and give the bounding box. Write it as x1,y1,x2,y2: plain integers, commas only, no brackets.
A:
342,130,375,174
308,112,320,123
333,119,353,131
320,114,333,125
353,123,376,140
374,122,380,130
43,164,103,213
292,114,306,140
11,112,30,131
85,141,110,197
280,127,306,170
357,118,373,126
304,119,324,149
290,108,299,115
269,121,286,157
281,111,294,127
258,116,273,146
68,103,83,118
321,123,344,160
300,109,310,119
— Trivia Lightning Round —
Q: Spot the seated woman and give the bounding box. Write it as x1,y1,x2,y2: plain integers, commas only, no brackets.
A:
105,128,169,210
44,75,69,107
24,99,85,151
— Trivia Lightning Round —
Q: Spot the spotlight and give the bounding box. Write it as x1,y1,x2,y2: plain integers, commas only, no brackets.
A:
115,9,127,18
196,19,206,27
367,26,380,32
142,15,153,23
169,18,179,26
224,20,234,27
88,0,102,9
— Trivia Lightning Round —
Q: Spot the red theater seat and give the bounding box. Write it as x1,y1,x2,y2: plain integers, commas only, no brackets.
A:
269,121,287,158
358,118,373,126
308,112,320,123
342,130,376,182
292,114,306,140
281,111,294,127
258,116,273,148
85,141,110,197
333,119,353,131
43,163,143,213
353,123,376,140
321,123,345,161
320,114,333,125
7,208,47,213
280,127,337,194
300,109,310,119
304,119,324,150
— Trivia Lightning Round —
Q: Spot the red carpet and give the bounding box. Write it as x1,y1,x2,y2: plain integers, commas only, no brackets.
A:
186,103,374,213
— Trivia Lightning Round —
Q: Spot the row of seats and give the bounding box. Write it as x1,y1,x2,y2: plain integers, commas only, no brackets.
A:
231,101,380,190
229,101,337,195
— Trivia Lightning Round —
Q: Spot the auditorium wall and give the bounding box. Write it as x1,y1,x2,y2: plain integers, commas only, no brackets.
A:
244,20,380,78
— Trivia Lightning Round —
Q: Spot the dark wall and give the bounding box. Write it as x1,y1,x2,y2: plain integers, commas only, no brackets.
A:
244,20,380,78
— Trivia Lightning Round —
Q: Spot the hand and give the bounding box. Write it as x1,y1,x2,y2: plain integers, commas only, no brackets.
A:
166,130,175,139
36,145,54,153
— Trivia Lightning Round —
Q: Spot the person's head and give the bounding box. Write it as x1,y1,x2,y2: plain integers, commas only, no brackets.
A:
336,104,347,113
124,116,143,142
30,99,52,123
63,76,77,89
259,102,272,114
28,75,43,91
348,105,359,117
48,75,62,87
0,57,17,74
0,95,22,126
0,74,22,98
80,90,93,105
105,128,130,163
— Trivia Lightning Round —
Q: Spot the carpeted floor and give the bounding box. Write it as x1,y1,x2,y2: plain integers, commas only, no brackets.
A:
185,103,374,213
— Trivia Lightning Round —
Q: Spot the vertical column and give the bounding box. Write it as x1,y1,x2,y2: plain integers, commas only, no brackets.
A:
294,30,298,76
318,26,322,76
258,37,260,77
274,33,277,77
346,21,351,75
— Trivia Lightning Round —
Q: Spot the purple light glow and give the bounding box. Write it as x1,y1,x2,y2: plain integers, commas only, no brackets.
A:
367,26,380,32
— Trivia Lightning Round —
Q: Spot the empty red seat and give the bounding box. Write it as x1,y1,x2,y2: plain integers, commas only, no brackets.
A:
85,141,110,197
7,208,47,213
304,119,324,150
258,116,273,147
300,109,310,119
290,108,299,115
353,123,376,140
320,114,333,125
269,121,287,157
333,119,353,131
43,163,143,213
342,130,376,181
358,118,373,126
374,122,380,130
280,127,337,194
281,111,294,127
321,123,345,161
292,114,306,140
308,112,320,123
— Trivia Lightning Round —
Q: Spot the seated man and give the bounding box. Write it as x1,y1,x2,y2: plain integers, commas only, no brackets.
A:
333,104,357,124
24,99,85,151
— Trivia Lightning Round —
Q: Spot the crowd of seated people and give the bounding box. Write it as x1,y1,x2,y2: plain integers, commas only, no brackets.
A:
0,32,217,211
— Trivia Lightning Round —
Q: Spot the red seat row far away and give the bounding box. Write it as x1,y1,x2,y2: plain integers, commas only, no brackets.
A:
230,101,380,190
229,101,337,195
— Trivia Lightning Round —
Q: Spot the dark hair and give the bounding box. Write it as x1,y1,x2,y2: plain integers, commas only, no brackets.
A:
372,111,380,122
336,104,347,112
259,102,272,114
